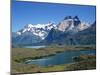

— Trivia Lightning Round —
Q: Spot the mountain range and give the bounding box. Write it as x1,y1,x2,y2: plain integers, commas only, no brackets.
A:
12,16,96,46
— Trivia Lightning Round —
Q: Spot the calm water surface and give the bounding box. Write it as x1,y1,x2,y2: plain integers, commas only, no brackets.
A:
24,45,46,49
24,50,96,66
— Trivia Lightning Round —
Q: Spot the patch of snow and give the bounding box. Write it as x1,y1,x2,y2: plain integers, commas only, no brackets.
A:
16,32,21,35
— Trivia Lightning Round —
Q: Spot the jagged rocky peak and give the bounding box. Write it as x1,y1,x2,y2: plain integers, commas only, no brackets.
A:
58,16,77,32
64,16,72,20
58,16,89,32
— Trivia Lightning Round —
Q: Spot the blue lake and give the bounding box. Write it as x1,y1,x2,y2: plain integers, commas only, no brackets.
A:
24,50,96,66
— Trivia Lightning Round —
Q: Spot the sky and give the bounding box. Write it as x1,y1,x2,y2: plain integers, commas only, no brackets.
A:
12,0,96,32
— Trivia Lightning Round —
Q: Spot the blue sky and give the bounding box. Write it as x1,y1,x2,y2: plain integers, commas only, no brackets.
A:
12,0,96,32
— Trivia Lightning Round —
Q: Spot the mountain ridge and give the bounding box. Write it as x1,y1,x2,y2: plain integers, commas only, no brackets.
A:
12,16,95,46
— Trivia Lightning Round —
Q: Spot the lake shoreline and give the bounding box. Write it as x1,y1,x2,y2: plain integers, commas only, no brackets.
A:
11,45,96,74
13,45,96,63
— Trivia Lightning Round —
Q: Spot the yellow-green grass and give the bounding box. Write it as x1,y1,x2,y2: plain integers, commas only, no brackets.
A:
11,45,96,74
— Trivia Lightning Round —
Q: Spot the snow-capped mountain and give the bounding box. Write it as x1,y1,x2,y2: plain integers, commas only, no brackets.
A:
12,16,94,46
16,22,57,40
15,16,90,40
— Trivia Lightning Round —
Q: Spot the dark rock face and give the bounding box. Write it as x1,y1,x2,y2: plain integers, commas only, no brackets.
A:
64,16,81,26
44,28,63,43
73,16,81,26
64,16,72,20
